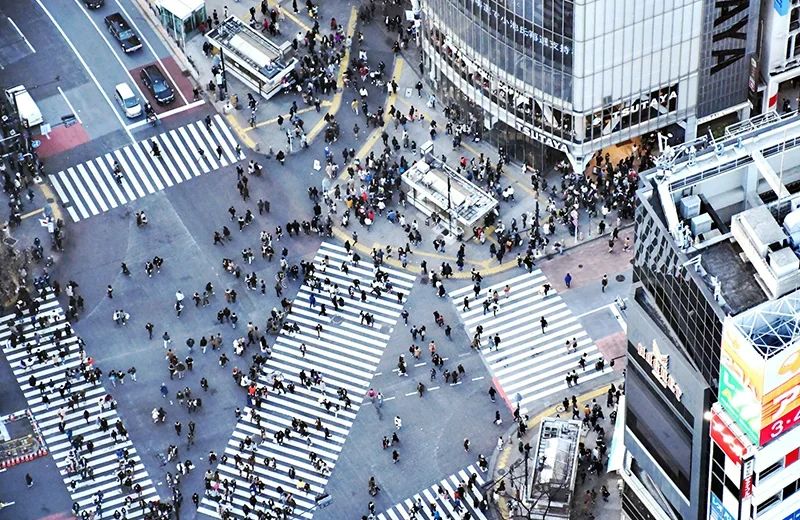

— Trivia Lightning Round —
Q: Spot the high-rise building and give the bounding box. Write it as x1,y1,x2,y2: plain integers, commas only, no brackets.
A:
419,0,760,171
621,111,800,520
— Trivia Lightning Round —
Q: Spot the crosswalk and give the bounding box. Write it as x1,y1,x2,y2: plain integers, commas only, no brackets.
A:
450,270,612,413
378,464,490,520
49,114,242,223
0,291,160,519
199,241,416,519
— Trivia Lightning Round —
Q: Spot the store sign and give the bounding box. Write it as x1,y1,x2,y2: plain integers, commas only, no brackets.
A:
636,340,683,401
710,410,746,465
741,456,754,499
775,0,790,16
710,0,750,75
718,364,760,444
515,122,569,153
710,493,736,520
760,402,800,445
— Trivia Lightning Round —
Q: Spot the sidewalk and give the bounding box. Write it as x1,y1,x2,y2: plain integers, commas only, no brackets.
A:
487,382,624,520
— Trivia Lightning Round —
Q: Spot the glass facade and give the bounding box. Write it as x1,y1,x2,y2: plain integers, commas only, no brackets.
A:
632,190,723,388
421,0,704,167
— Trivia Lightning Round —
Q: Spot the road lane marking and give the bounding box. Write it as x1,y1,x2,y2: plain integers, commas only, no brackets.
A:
57,87,82,124
34,0,133,143
125,99,205,130
7,18,35,53
113,0,188,104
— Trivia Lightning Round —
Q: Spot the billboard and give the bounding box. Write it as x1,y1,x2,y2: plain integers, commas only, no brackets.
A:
709,408,748,465
719,316,800,445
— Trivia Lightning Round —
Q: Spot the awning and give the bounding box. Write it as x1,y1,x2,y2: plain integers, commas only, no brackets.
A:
607,395,626,473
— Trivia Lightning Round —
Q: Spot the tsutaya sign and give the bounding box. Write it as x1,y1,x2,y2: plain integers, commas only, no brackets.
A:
515,121,569,153
637,340,684,401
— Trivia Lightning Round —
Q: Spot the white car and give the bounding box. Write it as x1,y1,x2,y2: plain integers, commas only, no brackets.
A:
114,83,142,118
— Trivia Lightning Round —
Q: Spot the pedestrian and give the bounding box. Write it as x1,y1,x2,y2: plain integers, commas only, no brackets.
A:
163,331,171,349
463,438,470,452
394,416,402,430
25,473,33,488
496,437,504,451
540,316,548,334
488,386,497,402
161,383,168,398
107,285,113,298
392,450,400,464
503,284,510,298
601,274,608,293
565,272,572,288
146,322,154,340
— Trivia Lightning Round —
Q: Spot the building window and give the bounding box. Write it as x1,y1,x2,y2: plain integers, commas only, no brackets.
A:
792,7,800,32
784,480,798,500
758,460,784,483
757,492,781,514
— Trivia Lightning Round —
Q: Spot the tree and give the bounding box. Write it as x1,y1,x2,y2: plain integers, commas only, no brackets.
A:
0,240,24,307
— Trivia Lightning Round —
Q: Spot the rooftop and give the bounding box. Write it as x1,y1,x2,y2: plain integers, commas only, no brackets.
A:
206,16,292,80
733,289,800,358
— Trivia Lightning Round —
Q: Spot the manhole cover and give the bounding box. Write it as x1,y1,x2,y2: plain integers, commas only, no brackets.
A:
578,264,583,268
3,237,17,247
497,468,507,476
615,274,626,282
331,315,343,325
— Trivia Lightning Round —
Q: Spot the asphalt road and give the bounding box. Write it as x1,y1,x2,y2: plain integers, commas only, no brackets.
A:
0,0,630,518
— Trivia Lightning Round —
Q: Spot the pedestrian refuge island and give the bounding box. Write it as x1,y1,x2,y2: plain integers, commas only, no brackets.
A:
206,16,298,100
527,417,582,519
401,154,497,236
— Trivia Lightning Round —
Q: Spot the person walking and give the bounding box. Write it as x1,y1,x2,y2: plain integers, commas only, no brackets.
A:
394,416,402,430
488,386,497,402
601,274,609,293
540,316,548,334
564,272,572,288
107,285,113,298
25,473,33,488
146,322,154,340
463,438,470,452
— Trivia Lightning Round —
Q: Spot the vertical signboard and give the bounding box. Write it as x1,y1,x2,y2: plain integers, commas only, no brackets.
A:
709,493,736,520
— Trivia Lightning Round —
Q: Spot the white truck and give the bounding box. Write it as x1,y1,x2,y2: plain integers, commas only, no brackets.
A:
5,85,43,128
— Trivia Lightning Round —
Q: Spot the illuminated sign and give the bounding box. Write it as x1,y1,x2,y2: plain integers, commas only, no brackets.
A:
710,493,736,520
718,364,760,443
710,0,749,75
775,0,790,16
718,317,800,445
710,410,747,465
741,457,754,499
636,340,683,401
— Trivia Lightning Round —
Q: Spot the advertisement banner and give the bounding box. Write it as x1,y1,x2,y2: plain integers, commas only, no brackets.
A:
710,493,736,520
718,364,760,444
776,0,790,16
710,410,747,465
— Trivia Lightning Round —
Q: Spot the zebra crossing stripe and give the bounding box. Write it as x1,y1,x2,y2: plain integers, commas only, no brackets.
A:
154,133,186,184
113,149,146,197
187,123,218,170
103,153,137,202
136,141,172,188
179,126,210,174
168,128,201,177
451,270,612,410
47,117,243,222
67,167,99,215
76,164,107,212
196,121,228,167
199,242,414,519
377,464,488,520
129,144,161,191
85,160,118,209
0,292,161,518
58,170,90,219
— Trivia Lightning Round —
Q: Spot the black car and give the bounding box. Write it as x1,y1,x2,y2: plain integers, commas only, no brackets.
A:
140,65,175,105
104,13,142,53
83,0,104,8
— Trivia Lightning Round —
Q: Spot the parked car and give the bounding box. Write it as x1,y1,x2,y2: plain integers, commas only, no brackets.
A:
83,0,104,8
104,13,142,53
114,83,142,118
140,65,175,105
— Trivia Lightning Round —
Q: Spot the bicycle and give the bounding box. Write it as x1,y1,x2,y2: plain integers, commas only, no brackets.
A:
275,272,288,289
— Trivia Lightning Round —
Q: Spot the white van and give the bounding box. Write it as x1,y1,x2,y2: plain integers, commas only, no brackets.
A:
5,86,43,128
114,83,142,119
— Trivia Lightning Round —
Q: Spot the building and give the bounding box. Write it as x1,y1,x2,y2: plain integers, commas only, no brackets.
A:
621,110,800,520
757,0,800,114
418,0,761,172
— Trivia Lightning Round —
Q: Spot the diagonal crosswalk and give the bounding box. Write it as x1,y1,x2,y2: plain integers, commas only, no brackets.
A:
49,114,242,223
199,242,416,519
377,464,490,520
0,291,160,519
450,270,612,413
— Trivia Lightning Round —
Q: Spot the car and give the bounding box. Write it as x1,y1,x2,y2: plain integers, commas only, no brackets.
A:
114,83,142,118
140,65,175,105
83,0,104,8
104,13,142,53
